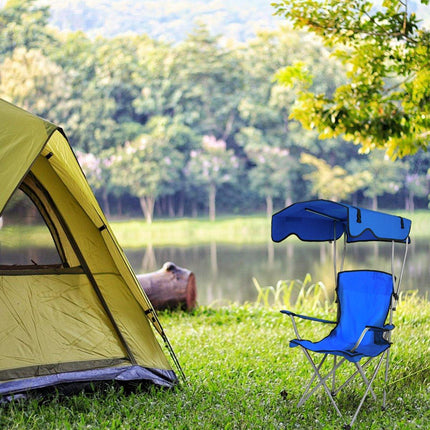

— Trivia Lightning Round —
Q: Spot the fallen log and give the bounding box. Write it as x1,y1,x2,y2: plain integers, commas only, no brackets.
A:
137,261,197,311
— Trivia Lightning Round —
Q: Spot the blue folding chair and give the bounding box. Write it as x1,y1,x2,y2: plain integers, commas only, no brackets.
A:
272,200,411,428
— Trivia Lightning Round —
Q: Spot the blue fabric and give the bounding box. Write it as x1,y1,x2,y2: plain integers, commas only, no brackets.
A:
271,199,411,243
289,270,394,362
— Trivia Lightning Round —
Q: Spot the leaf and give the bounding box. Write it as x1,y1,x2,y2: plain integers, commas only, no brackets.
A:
275,62,313,89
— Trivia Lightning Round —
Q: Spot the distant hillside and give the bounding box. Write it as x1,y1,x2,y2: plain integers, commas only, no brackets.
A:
2,0,428,42
39,0,282,42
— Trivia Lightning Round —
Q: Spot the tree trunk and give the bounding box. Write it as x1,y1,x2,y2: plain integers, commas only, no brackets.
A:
137,262,197,311
372,195,378,211
209,183,216,221
177,192,184,217
192,200,198,218
407,190,415,212
102,188,110,217
116,197,123,216
139,195,155,224
168,195,175,217
266,195,273,219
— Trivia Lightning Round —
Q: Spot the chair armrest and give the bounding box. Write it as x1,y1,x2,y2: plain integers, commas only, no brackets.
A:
281,310,336,324
350,324,395,352
281,310,336,339
366,324,395,332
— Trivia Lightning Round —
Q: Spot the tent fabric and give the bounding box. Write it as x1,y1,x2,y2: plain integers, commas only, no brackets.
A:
0,99,58,215
272,199,411,243
289,270,394,362
0,98,178,396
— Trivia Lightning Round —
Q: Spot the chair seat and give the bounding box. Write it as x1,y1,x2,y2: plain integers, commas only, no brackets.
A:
290,337,390,363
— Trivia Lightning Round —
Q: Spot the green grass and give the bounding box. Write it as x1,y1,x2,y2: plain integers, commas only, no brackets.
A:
109,209,430,246
0,215,272,249
1,296,429,429
109,216,271,247
3,209,430,249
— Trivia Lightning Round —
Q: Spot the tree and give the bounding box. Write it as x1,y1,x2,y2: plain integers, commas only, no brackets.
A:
0,0,54,59
238,127,294,217
174,25,244,141
131,35,179,121
273,0,430,158
75,149,117,216
109,117,189,223
185,135,241,221
300,153,371,201
404,171,429,210
402,151,430,209
0,47,71,121
347,150,406,209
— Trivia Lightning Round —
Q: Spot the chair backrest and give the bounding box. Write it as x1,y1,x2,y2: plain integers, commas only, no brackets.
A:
334,270,394,345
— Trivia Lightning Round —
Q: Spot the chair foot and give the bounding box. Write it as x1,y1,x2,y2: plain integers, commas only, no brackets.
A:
280,389,288,400
343,425,351,430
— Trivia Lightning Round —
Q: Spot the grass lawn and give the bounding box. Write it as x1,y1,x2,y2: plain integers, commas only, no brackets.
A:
1,296,429,429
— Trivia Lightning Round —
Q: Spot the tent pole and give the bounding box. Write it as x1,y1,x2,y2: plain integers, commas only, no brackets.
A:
147,308,187,383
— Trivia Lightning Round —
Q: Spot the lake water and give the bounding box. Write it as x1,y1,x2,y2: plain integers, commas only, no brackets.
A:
1,240,428,306
125,240,429,306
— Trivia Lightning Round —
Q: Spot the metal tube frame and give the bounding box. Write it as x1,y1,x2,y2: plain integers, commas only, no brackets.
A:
284,231,410,427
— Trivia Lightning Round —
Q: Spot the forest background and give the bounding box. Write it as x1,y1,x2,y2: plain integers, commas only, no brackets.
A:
1,0,430,224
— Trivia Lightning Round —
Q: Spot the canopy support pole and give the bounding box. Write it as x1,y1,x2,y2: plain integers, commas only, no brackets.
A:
333,221,337,286
383,239,409,407
340,232,347,272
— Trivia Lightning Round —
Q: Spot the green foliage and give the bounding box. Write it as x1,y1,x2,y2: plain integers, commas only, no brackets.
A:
186,135,241,220
273,0,430,158
0,0,54,58
300,152,372,201
109,117,192,222
1,2,429,217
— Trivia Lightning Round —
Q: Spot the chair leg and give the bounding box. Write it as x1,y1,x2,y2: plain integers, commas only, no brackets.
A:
333,357,372,396
295,348,389,427
355,363,377,401
299,356,346,407
332,355,337,394
301,348,344,420
382,349,391,409
297,353,328,407
349,352,386,428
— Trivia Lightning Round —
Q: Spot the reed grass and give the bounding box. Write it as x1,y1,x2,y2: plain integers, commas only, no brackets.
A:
252,273,331,312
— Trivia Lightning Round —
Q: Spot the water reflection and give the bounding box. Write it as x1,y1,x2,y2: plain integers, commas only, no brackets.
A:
125,240,428,306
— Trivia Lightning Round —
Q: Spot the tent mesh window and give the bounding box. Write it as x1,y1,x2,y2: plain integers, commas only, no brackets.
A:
0,188,63,267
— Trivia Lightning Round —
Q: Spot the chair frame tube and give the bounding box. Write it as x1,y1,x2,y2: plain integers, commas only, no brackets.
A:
282,231,410,427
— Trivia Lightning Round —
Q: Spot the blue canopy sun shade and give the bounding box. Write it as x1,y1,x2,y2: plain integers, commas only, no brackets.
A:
272,199,411,243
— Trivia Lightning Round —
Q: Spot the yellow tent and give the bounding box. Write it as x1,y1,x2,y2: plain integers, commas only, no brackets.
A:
0,99,180,396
